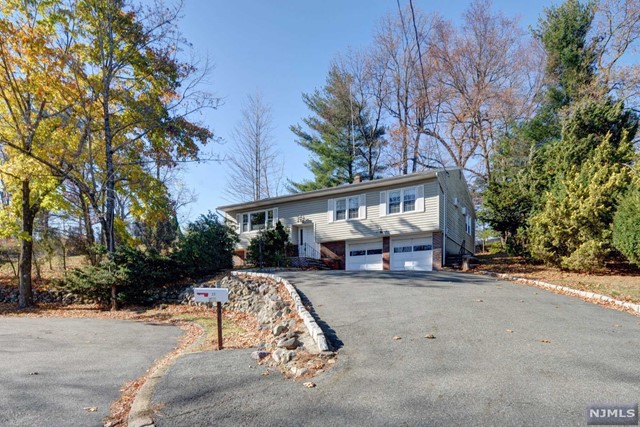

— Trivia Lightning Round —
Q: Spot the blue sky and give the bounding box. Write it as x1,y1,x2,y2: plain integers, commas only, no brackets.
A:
178,0,557,222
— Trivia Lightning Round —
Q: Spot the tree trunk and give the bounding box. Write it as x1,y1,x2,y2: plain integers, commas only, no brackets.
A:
18,180,35,308
80,194,97,265
103,67,117,310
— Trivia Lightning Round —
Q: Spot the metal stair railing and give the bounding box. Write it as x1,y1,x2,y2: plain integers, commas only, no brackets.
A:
300,242,321,260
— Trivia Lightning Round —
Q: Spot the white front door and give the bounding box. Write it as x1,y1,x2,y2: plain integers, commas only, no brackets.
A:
391,236,433,271
346,241,383,271
298,226,317,258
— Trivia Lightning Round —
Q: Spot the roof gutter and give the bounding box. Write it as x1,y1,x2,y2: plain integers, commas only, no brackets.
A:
218,169,452,213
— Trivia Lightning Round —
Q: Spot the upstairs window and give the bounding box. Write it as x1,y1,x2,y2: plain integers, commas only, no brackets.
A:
238,209,276,233
250,211,266,231
403,187,416,212
388,190,401,214
328,195,365,222
465,214,473,235
334,196,360,221
335,199,347,220
348,197,359,219
388,187,417,215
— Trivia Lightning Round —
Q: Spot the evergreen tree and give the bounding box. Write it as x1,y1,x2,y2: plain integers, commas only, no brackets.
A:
528,130,634,270
289,65,384,192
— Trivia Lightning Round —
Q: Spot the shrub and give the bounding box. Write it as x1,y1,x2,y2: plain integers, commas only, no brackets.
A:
613,185,640,267
64,258,128,305
174,211,238,277
63,245,180,306
246,221,292,267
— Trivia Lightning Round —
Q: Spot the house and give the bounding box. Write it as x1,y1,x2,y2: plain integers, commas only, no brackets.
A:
217,167,475,271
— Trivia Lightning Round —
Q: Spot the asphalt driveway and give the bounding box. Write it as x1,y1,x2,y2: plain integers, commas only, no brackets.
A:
0,317,182,427
152,271,640,426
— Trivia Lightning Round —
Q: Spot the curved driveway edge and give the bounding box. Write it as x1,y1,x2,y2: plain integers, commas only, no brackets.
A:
151,271,640,426
478,270,640,315
231,271,330,351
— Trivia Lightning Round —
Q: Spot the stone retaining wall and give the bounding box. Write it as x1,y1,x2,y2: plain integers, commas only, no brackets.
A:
231,271,330,352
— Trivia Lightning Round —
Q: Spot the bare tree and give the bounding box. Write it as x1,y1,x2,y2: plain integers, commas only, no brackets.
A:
593,0,640,112
372,5,438,175
225,93,283,202
426,0,543,181
335,50,388,180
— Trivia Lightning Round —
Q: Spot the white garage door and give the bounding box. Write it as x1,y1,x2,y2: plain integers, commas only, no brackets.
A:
346,241,383,271
391,236,433,271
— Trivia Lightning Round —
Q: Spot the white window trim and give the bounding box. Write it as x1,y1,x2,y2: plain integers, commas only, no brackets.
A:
238,208,278,233
387,186,418,216
330,194,365,222
465,213,473,235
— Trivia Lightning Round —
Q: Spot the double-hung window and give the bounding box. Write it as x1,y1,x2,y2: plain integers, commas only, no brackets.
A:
388,186,417,215
348,197,359,219
388,190,401,214
403,187,416,212
241,214,249,232
333,195,362,221
465,214,473,235
335,199,347,220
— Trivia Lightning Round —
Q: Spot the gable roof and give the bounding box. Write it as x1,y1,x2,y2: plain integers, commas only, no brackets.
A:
218,167,458,212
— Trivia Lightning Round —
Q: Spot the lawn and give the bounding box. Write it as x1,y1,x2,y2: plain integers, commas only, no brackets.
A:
476,252,640,304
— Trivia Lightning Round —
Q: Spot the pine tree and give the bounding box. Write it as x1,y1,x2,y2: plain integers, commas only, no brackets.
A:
289,65,384,192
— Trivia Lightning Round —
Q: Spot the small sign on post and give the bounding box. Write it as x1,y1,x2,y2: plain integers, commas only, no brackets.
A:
193,287,229,350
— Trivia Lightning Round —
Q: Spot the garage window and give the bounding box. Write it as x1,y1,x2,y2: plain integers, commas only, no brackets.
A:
350,250,366,256
367,249,383,255
414,244,432,251
394,246,412,253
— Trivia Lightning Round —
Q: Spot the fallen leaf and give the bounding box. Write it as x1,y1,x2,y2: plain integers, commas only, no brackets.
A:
28,372,38,375
393,336,402,340
519,300,525,303
476,299,484,302
84,407,97,412
424,334,436,339
261,371,270,376
540,339,551,344
303,382,316,388
506,329,514,333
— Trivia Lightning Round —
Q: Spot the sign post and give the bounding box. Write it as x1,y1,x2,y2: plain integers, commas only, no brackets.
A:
216,301,223,350
193,287,229,350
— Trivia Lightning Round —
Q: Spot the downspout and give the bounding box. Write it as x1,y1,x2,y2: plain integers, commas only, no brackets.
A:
436,171,447,267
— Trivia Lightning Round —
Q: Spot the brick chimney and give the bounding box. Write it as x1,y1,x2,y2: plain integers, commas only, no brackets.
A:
353,174,362,184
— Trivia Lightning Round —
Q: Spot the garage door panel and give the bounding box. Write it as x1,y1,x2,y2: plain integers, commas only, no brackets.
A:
347,241,383,271
391,236,432,271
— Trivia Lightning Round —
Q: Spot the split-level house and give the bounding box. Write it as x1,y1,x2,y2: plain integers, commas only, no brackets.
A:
218,167,475,271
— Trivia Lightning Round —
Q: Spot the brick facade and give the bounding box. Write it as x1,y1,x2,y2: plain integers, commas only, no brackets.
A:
382,236,390,270
320,241,346,270
432,231,443,270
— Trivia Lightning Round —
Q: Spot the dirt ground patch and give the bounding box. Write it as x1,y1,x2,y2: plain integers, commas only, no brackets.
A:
476,253,640,304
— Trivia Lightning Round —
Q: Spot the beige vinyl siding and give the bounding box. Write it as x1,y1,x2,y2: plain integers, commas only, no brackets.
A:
230,178,441,248
439,169,475,255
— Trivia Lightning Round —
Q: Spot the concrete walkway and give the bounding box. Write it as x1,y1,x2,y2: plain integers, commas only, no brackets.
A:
0,317,182,427
151,271,640,426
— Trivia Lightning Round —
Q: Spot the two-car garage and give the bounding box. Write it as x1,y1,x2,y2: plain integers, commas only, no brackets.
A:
346,234,433,271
